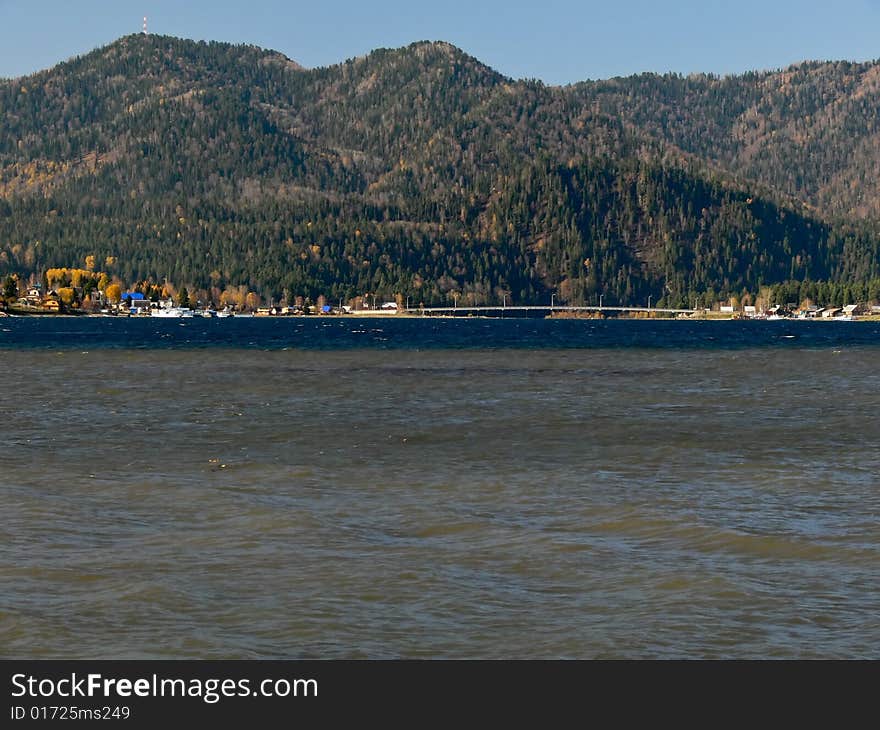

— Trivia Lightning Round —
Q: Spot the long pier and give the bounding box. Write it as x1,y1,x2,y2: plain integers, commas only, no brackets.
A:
403,305,697,316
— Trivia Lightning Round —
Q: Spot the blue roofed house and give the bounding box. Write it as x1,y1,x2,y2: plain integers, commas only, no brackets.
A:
121,291,150,314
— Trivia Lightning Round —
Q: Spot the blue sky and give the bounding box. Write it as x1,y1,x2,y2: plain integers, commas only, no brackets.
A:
2,1,880,83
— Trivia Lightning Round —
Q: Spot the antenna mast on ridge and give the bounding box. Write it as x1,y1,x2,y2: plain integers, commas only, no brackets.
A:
143,16,148,35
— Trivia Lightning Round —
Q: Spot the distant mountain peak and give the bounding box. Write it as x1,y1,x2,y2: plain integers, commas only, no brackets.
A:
410,40,468,56
407,40,501,70
260,51,305,72
334,39,507,85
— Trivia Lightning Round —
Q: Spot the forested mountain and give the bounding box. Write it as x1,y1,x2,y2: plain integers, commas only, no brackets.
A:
575,61,880,221
1,34,879,308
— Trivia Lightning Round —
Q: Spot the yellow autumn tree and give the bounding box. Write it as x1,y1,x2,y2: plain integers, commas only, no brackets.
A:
45,268,68,287
224,285,248,309
105,283,122,303
245,292,261,311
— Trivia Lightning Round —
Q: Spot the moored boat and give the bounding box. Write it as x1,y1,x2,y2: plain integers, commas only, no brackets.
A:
151,307,193,318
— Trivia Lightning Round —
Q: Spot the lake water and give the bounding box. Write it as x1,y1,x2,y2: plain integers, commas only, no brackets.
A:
2,317,879,658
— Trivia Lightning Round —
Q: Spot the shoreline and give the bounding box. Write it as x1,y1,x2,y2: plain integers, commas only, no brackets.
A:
3,309,879,322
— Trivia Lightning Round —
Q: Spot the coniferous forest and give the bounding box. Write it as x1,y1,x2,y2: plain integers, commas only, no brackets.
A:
1,35,880,308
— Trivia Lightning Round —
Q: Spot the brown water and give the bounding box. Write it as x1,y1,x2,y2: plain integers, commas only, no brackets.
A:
2,346,879,658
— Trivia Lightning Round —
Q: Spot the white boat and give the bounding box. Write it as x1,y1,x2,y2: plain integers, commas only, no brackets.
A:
216,310,233,318
151,307,194,318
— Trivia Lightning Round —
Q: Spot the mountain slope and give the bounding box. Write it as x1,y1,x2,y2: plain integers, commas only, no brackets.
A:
0,35,878,307
575,60,880,220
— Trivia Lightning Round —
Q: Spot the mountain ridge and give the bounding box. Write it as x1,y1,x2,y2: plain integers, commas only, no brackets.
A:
8,34,880,89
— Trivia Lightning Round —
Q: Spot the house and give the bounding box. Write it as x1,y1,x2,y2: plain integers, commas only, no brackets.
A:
720,305,735,313
821,307,842,318
42,299,61,311
24,286,42,304
743,305,757,317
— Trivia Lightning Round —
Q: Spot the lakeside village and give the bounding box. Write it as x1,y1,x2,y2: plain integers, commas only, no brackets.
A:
2,269,880,320
0,268,401,318
0,283,398,318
